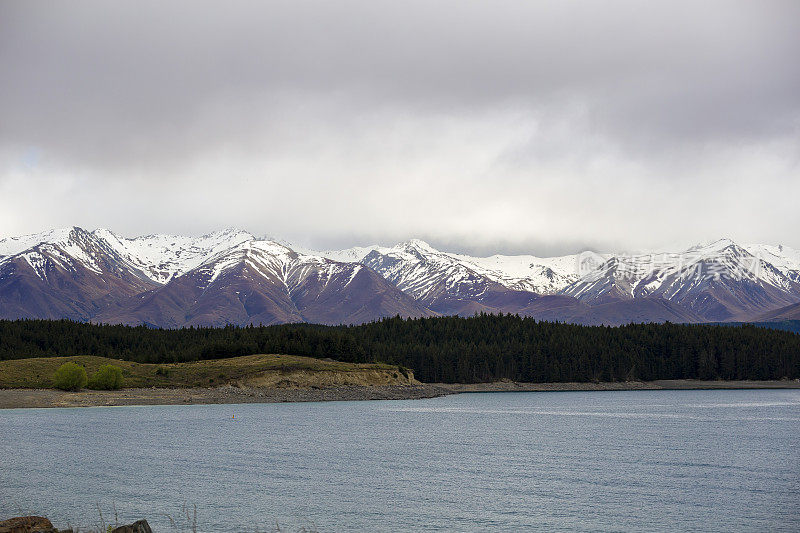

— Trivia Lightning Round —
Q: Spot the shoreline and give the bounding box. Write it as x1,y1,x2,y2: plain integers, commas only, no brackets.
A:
1,379,798,409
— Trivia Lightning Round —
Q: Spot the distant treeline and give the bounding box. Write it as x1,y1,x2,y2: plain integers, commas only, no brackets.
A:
0,316,798,383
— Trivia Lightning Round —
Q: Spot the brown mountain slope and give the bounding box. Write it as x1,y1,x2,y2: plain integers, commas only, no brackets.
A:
751,301,800,322
564,298,703,326
0,242,157,321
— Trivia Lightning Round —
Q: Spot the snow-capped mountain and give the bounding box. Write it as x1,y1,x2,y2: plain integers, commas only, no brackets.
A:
0,227,158,320
1,227,800,327
743,243,800,285
562,239,800,320
318,240,584,295
362,239,505,303
92,228,257,283
351,239,573,316
92,237,432,327
0,227,260,284
448,252,588,294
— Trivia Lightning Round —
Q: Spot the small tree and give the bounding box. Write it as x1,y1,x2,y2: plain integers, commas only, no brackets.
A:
88,364,124,390
53,362,88,391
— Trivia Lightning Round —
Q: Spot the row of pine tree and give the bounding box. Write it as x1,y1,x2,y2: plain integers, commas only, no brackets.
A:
0,315,798,383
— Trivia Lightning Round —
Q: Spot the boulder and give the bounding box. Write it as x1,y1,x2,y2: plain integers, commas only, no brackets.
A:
110,520,152,533
0,516,57,533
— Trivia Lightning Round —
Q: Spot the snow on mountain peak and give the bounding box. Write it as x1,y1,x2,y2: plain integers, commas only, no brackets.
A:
743,243,800,277
686,237,743,255
94,228,257,283
190,237,363,292
4,227,800,313
313,244,387,264
561,237,800,308
0,226,115,278
398,239,436,252
0,226,87,257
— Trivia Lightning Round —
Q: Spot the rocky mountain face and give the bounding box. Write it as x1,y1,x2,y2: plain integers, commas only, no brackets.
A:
1,227,799,327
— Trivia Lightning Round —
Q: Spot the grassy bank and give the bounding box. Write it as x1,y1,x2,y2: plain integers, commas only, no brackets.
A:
0,354,415,390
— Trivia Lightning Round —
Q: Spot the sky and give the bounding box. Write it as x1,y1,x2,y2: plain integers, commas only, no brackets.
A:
1,1,799,256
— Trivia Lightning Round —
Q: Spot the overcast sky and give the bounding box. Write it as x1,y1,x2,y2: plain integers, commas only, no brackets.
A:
1,1,798,255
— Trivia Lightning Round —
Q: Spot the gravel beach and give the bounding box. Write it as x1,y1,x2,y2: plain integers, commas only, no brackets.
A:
1,379,798,409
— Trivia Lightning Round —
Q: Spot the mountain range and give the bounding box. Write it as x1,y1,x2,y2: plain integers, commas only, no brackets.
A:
1,226,799,328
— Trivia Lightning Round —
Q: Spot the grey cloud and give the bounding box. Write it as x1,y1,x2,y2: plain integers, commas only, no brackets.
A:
3,1,799,155
0,0,798,253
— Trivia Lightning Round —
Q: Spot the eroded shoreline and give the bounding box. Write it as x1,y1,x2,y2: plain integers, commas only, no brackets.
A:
1,379,798,409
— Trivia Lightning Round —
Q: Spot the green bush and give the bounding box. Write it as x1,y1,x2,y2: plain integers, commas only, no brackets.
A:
53,362,88,391
87,364,124,390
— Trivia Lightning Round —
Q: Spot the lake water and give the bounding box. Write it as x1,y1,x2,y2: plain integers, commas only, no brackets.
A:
1,390,799,532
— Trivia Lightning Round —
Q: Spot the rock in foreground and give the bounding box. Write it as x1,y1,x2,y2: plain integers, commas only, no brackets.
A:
110,520,152,533
0,516,151,533
0,516,58,533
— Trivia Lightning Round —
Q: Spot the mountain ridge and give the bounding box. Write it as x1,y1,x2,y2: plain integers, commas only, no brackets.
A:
2,227,799,327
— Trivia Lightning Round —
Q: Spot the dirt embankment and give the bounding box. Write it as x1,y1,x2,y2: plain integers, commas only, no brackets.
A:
237,367,417,388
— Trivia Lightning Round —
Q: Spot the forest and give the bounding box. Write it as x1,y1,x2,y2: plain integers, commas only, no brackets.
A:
0,315,798,383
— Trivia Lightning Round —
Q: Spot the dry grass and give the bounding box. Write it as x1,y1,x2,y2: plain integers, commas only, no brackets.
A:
0,353,412,389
